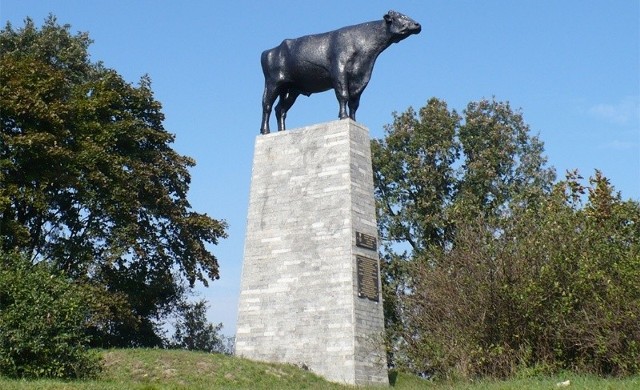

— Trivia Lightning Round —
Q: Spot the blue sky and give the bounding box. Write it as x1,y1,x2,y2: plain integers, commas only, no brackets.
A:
2,1,638,336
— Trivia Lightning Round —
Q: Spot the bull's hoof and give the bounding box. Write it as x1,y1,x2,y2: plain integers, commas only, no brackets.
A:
260,129,270,135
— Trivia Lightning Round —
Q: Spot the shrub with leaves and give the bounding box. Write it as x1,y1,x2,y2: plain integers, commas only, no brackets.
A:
400,172,640,378
0,250,101,378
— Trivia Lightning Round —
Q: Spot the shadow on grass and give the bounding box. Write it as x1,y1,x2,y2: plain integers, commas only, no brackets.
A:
388,370,399,386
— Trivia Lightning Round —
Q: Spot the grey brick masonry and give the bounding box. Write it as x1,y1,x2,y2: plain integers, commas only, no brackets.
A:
235,120,388,385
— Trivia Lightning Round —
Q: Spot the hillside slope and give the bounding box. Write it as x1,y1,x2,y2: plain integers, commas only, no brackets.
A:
1,348,347,389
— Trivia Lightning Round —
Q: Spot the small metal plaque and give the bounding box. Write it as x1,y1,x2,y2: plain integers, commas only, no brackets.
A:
355,231,377,251
356,255,380,302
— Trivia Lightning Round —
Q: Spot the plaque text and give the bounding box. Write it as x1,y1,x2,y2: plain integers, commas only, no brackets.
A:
356,255,380,302
356,231,377,251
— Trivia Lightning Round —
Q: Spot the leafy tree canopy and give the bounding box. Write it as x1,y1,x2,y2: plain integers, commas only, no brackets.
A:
0,16,227,347
373,98,555,258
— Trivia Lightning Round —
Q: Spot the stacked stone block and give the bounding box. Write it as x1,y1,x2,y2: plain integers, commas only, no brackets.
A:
235,120,387,385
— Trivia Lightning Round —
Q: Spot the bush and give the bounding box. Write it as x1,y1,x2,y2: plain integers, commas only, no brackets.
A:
0,251,101,378
400,172,640,378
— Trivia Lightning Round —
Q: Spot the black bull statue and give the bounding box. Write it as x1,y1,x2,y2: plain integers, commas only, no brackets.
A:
260,10,421,134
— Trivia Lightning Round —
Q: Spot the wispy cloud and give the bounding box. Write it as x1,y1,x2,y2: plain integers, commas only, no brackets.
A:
602,139,639,151
589,96,640,126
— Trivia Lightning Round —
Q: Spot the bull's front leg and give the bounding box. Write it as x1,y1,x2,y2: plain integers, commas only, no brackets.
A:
348,94,361,121
347,72,369,121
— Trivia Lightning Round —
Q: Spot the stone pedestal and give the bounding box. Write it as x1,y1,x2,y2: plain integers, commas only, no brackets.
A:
235,120,388,385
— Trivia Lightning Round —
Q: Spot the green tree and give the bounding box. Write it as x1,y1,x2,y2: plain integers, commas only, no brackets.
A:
373,98,554,257
171,300,232,354
372,98,460,255
456,99,555,219
0,17,227,347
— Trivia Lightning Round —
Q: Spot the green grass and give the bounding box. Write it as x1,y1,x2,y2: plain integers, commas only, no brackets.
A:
391,371,640,389
0,349,638,389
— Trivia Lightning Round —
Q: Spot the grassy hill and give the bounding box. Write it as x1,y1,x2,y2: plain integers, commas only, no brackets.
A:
0,349,638,389
0,349,343,389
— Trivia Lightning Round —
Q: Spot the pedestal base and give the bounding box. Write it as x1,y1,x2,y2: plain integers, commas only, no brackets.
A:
235,120,388,386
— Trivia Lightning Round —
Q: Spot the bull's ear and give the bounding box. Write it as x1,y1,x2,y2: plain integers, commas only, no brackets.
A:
384,12,392,24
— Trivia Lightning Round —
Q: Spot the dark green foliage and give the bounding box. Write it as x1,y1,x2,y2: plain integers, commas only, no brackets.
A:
403,172,639,378
0,17,227,347
170,300,233,354
373,98,639,378
456,99,554,217
0,250,101,378
372,99,460,255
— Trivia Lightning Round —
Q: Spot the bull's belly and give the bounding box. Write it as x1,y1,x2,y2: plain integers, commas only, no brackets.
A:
289,66,333,95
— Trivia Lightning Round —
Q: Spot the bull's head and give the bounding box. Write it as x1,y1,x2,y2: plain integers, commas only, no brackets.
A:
384,10,421,42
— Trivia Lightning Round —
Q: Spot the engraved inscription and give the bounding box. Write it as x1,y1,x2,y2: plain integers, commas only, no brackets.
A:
356,255,380,302
356,231,377,251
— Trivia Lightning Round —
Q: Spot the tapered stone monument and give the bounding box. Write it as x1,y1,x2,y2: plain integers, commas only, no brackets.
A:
235,120,388,385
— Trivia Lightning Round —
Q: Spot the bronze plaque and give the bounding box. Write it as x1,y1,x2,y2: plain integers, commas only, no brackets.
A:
356,255,380,302
355,231,377,251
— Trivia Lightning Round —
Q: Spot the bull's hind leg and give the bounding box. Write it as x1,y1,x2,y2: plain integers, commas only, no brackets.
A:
261,82,280,134
275,91,299,131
